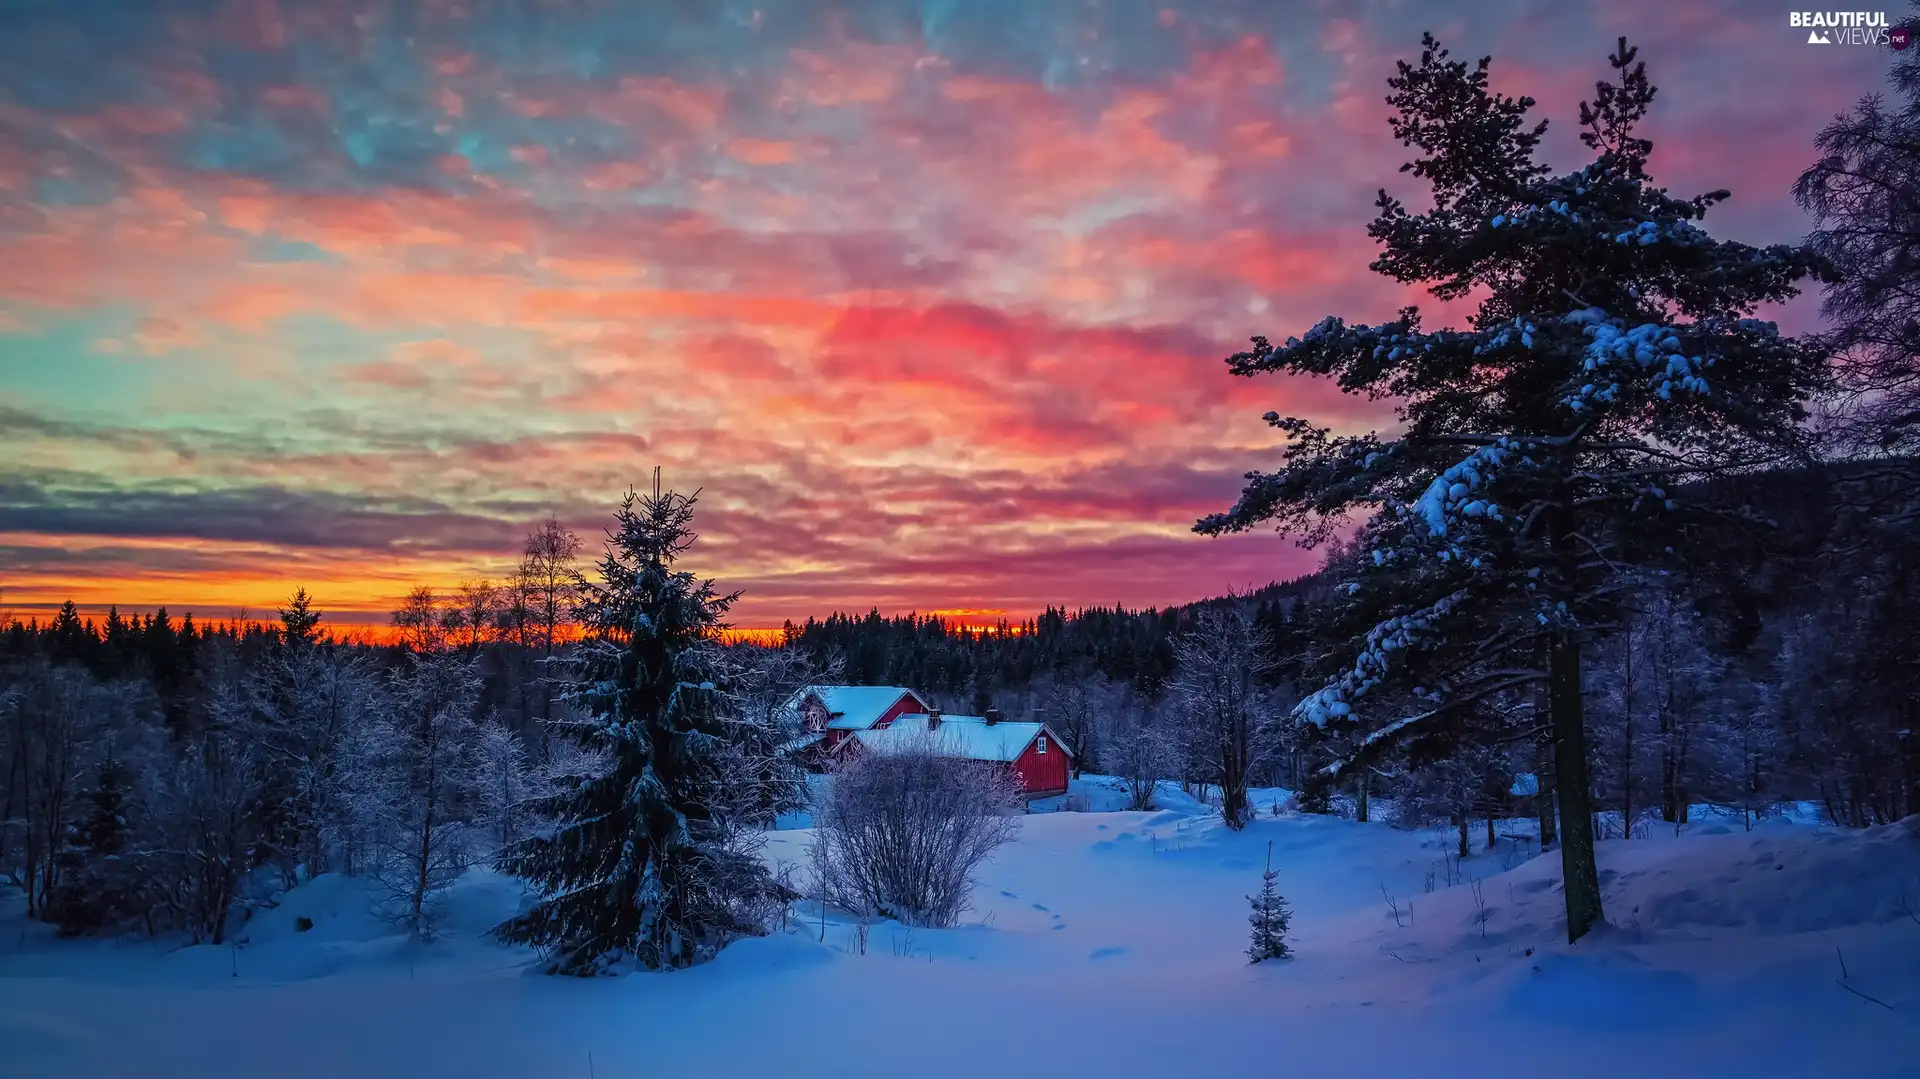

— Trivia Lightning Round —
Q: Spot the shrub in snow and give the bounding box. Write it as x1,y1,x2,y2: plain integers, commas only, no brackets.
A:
1104,704,1175,812
1247,841,1293,963
810,734,1024,928
1294,784,1332,816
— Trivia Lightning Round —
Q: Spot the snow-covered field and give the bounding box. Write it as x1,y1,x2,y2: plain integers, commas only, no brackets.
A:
4,782,1918,1078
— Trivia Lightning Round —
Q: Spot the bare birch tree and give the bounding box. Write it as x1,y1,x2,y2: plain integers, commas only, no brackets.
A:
1167,606,1278,828
355,651,488,935
1103,691,1174,811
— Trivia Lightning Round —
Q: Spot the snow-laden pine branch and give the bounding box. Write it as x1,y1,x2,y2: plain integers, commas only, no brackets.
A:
1295,588,1473,727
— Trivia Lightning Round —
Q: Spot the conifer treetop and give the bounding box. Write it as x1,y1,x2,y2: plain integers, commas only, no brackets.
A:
1196,35,1833,757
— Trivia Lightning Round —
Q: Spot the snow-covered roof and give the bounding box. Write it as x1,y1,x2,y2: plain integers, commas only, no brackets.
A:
790,685,925,730
849,713,1069,763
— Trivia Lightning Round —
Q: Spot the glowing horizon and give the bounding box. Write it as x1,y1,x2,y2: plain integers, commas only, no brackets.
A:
2,603,1030,646
0,1,1890,629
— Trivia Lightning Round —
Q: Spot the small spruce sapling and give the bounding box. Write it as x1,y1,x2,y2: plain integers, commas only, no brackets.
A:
1247,840,1293,963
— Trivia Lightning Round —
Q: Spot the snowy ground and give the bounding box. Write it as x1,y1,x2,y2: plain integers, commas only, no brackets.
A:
4,782,1918,1078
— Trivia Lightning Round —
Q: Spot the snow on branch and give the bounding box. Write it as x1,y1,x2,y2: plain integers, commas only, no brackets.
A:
1312,667,1546,780
1561,307,1722,411
1312,710,1432,779
1411,439,1515,538
1294,588,1471,727
1224,316,1407,378
1608,217,1708,247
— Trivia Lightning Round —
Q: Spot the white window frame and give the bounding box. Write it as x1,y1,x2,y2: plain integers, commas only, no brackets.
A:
1036,735,1047,754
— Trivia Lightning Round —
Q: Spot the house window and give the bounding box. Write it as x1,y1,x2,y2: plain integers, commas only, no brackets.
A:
1037,735,1047,754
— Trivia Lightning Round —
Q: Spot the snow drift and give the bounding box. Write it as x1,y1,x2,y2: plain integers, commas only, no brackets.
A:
2,794,1916,1079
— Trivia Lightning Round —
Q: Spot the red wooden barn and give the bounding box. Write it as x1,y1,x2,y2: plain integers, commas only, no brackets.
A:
836,707,1071,799
785,685,931,758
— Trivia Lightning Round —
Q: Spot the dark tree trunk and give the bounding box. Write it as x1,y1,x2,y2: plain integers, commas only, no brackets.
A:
1622,717,1636,838
1221,770,1249,830
1657,616,1688,825
1538,774,1557,849
22,825,39,918
1535,691,1558,851
1903,725,1920,821
1660,731,1681,823
1454,810,1468,858
1486,814,1496,852
1548,492,1604,943
1620,628,1636,839
1549,630,1605,942
1357,770,1371,824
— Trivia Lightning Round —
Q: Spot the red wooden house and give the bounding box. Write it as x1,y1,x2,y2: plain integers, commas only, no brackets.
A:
835,707,1071,799
783,685,931,761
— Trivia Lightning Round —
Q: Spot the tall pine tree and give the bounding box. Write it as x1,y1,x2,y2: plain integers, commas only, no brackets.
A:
497,473,790,972
1198,37,1828,942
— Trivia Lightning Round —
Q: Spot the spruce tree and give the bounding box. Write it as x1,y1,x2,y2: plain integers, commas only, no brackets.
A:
1198,37,1829,942
279,587,323,646
49,599,90,666
1247,840,1292,963
52,758,138,937
497,474,790,973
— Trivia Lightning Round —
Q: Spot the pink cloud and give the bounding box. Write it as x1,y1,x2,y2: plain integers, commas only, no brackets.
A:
0,6,1863,626
727,138,800,165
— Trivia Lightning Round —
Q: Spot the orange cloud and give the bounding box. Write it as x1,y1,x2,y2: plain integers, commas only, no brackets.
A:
728,138,800,165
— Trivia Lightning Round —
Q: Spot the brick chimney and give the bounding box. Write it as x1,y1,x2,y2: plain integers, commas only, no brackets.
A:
927,707,942,731
984,707,1002,726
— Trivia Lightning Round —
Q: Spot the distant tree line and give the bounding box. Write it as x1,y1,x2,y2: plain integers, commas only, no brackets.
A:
773,581,1320,704
5,447,1911,945
0,499,815,957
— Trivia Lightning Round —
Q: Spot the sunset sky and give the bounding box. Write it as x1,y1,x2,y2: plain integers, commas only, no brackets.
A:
0,0,1895,629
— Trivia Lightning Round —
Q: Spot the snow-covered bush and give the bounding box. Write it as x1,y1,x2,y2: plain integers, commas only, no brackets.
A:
1104,700,1175,811
809,735,1024,928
